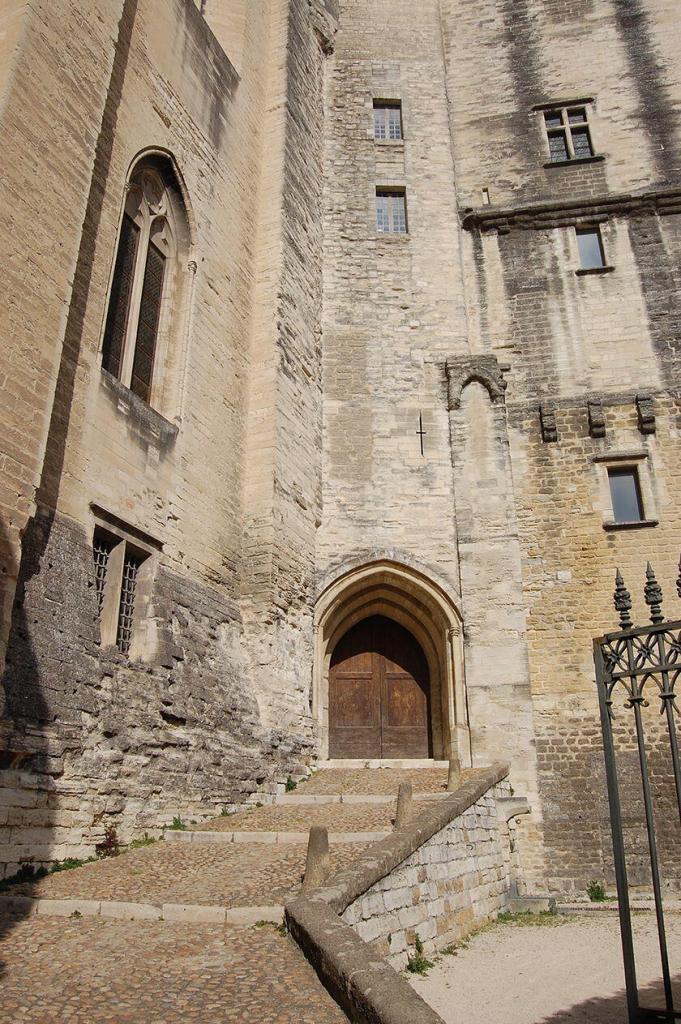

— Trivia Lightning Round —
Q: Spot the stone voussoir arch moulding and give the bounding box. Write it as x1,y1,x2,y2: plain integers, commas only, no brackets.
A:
312,557,471,765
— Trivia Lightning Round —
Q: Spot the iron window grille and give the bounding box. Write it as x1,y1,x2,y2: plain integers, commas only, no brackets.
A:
376,189,408,234
373,102,402,141
544,105,595,162
93,532,115,613
92,528,150,657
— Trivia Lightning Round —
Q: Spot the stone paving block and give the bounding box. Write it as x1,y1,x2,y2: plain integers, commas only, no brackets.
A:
162,902,226,923
36,899,101,917
99,900,162,920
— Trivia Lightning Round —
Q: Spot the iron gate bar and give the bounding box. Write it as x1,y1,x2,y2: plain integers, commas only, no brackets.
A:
594,563,681,1024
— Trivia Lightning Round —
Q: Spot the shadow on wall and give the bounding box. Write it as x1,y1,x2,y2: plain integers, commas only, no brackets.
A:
0,511,47,965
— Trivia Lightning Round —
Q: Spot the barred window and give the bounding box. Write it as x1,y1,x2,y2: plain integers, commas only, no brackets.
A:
92,526,151,658
376,189,408,234
373,101,402,141
116,551,143,655
543,105,595,163
92,532,115,614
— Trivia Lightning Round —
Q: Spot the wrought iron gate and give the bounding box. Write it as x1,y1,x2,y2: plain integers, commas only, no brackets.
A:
593,561,681,1022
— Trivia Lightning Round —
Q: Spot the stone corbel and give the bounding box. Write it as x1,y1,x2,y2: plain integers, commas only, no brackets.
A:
445,355,509,411
539,403,558,443
636,393,656,435
588,399,606,438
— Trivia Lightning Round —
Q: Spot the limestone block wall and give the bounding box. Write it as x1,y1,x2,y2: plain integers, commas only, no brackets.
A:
341,780,512,967
0,0,334,875
318,0,469,595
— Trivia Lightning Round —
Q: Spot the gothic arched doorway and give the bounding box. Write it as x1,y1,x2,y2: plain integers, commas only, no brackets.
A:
328,615,432,758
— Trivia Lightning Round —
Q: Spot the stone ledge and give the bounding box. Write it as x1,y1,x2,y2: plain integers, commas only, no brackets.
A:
0,895,284,925
164,829,391,845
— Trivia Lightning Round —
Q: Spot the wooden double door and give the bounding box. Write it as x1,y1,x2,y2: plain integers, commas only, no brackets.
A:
328,615,432,759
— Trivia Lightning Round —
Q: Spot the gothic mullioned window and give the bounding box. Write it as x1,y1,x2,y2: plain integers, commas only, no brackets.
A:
543,105,595,163
101,156,190,408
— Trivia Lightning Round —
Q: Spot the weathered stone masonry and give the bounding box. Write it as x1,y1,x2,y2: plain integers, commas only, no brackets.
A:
1,0,680,899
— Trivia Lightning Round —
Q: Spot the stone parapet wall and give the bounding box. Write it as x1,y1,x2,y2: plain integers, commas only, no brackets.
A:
341,781,512,967
286,764,512,1024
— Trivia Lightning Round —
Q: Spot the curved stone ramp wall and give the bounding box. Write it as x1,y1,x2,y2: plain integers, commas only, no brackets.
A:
286,762,512,1024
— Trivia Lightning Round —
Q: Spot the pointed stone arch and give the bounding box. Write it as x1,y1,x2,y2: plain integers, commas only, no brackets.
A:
313,560,471,763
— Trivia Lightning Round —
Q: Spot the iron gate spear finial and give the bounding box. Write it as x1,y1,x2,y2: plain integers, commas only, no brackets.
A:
677,553,681,600
614,569,633,629
644,562,664,625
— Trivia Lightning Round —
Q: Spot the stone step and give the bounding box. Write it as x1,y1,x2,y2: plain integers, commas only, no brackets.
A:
0,894,283,925
165,829,390,845
274,791,449,806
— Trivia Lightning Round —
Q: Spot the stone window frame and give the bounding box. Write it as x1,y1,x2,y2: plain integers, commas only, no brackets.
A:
375,186,408,235
533,98,605,169
574,223,615,276
593,451,659,531
99,154,194,419
373,99,403,143
90,507,161,660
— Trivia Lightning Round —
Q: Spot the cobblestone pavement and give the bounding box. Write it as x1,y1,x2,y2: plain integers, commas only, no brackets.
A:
6,840,367,907
201,800,412,832
298,765,478,795
0,915,348,1023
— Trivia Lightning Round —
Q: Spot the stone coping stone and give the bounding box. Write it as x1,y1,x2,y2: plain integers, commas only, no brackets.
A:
165,829,391,845
285,761,509,1024
0,895,283,925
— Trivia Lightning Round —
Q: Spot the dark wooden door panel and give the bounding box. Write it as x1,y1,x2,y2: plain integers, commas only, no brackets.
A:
329,615,431,758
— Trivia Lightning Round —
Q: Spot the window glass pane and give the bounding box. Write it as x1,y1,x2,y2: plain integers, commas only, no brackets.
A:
567,107,587,124
373,107,386,140
576,228,605,269
131,242,166,403
388,105,402,140
391,193,407,233
608,468,643,523
102,215,140,379
544,111,562,129
376,194,390,232
548,131,569,162
571,127,593,157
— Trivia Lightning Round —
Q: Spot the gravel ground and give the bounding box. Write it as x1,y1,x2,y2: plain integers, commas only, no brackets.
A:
410,912,681,1024
0,917,348,1023
201,800,409,832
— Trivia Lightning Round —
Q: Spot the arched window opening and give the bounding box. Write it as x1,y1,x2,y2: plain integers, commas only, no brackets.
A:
101,156,189,409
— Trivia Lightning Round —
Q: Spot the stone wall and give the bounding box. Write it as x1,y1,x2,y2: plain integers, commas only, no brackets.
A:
0,0,335,875
341,780,512,967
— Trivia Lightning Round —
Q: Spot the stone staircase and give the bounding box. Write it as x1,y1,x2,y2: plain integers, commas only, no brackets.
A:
0,761,490,1023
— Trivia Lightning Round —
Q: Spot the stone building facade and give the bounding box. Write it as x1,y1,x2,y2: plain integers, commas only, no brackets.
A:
0,0,679,894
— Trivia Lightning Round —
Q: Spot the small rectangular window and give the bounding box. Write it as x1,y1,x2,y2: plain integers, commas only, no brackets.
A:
373,102,402,141
576,227,606,269
116,550,143,655
608,467,644,523
543,105,595,163
376,189,407,234
92,531,116,614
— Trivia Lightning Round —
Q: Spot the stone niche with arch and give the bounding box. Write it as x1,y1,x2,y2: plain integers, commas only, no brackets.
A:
312,559,471,765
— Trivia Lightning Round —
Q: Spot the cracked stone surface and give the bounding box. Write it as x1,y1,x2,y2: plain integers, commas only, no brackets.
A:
0,916,349,1023
3,841,366,907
